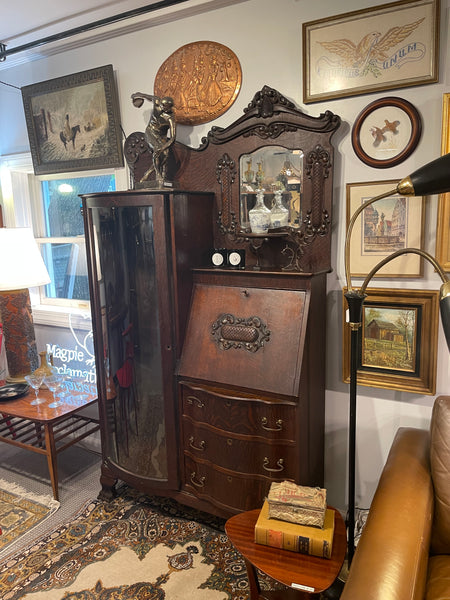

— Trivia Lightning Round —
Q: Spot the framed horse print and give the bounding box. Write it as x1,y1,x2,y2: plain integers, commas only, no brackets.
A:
22,64,124,175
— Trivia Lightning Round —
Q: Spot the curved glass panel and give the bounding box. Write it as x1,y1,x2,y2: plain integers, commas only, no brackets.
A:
91,205,167,480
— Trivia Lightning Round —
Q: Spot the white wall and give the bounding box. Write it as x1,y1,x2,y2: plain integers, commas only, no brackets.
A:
1,0,449,513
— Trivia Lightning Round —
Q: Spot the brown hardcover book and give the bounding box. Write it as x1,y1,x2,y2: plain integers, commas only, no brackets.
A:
254,501,335,558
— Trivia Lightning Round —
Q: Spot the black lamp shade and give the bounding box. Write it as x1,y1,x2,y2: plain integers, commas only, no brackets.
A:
440,293,450,354
409,153,450,196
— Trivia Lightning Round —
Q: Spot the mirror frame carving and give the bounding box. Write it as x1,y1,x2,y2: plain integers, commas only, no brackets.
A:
125,85,341,273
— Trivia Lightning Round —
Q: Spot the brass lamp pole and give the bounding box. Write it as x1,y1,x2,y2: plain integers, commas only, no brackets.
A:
344,152,450,566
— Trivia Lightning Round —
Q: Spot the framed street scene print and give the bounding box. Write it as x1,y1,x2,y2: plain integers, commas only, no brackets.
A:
346,180,425,278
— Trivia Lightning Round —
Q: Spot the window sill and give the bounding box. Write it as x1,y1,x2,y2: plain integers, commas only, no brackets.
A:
32,305,92,330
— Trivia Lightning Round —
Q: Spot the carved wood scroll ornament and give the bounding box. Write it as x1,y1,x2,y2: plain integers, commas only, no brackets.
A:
211,313,271,352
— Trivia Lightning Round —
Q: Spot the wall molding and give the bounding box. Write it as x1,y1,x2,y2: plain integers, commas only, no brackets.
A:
0,0,247,71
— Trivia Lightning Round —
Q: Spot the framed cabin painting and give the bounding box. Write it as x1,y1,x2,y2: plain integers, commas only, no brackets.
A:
21,64,124,175
342,287,439,394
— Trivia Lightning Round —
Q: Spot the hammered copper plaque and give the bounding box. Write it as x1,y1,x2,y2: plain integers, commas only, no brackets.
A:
154,41,242,126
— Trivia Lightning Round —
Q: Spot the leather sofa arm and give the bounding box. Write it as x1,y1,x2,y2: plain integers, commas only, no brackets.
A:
341,427,433,600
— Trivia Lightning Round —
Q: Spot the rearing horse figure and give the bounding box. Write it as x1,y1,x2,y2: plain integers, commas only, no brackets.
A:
60,124,80,149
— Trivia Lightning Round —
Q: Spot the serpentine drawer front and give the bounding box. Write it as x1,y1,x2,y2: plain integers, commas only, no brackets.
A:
179,381,299,512
180,383,296,440
177,280,317,514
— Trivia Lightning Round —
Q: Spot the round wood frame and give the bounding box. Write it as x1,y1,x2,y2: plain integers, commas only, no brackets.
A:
351,97,422,168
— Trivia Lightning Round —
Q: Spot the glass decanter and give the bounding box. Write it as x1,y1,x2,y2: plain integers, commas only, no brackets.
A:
249,189,271,234
270,189,289,229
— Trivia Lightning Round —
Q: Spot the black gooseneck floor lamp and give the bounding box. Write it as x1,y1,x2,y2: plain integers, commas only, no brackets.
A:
344,152,450,567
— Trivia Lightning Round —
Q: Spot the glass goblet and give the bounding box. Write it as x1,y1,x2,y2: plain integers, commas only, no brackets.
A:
57,373,71,401
44,374,64,408
24,373,46,405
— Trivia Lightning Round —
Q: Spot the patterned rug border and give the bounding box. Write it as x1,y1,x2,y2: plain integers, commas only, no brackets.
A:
0,478,60,559
0,487,254,600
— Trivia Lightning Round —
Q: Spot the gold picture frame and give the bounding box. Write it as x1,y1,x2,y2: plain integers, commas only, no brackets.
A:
342,288,439,394
303,0,440,104
346,180,425,278
435,93,450,270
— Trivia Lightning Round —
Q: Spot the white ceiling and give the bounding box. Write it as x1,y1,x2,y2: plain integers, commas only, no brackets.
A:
1,1,161,43
0,0,245,70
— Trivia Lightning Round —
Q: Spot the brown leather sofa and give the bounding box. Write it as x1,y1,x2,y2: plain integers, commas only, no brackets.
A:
341,395,450,600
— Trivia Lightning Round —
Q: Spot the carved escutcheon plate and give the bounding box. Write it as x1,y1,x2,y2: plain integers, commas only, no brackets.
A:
211,313,270,352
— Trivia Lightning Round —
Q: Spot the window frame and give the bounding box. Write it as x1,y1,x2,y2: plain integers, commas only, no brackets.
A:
0,152,127,326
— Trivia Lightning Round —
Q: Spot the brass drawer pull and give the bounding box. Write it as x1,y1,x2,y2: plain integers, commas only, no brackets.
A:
186,395,204,408
189,436,206,452
190,472,206,488
263,457,284,472
261,417,283,432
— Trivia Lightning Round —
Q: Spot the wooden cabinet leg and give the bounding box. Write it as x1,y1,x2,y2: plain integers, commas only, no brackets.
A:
44,424,59,501
98,462,118,500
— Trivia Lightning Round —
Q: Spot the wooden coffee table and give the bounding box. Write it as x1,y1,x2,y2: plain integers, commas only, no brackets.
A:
0,386,99,501
225,507,346,599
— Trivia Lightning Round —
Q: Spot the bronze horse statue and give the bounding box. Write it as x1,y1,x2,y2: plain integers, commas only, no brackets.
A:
60,124,81,149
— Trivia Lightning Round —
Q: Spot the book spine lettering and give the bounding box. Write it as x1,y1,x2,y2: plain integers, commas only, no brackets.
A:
255,526,330,558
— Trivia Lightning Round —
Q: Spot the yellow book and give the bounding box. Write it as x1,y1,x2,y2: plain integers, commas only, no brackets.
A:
254,500,335,558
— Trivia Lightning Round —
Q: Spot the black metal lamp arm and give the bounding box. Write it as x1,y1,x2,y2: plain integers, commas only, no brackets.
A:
343,152,450,569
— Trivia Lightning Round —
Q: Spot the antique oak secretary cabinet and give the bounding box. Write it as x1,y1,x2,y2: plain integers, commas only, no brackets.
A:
82,86,341,518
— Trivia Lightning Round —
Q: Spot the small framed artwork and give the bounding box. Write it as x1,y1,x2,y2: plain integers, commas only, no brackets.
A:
351,97,422,168
346,180,425,278
303,0,440,104
435,93,450,270
21,64,124,175
342,288,439,395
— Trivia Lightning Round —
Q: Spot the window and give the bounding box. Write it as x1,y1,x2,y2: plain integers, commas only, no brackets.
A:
34,174,115,308
0,154,126,384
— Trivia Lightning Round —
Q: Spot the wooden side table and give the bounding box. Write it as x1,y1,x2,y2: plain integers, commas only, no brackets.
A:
0,387,99,501
225,507,346,599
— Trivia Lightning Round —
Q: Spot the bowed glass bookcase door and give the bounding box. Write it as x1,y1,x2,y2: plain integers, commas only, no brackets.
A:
82,191,213,496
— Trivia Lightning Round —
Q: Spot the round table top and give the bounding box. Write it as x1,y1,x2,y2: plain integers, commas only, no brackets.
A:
225,506,346,594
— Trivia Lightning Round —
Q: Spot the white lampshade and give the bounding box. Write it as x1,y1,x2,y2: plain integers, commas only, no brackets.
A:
0,228,51,291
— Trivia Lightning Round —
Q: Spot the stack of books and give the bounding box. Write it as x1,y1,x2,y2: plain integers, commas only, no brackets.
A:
254,482,335,558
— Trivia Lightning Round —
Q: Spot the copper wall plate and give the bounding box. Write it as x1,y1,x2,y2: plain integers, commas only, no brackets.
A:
154,40,242,126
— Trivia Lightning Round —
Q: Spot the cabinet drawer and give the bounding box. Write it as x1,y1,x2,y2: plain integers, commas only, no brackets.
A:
182,417,297,476
180,384,296,440
183,455,284,513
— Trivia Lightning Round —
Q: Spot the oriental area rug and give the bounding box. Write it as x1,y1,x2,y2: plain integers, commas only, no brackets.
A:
0,487,282,600
0,478,60,555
